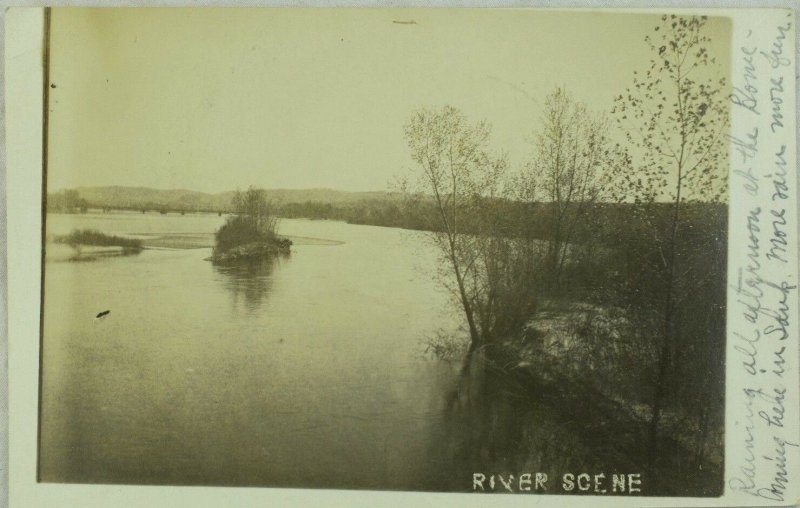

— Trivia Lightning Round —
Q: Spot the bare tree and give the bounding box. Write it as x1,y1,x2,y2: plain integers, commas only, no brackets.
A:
612,14,729,461
525,87,619,289
232,186,279,236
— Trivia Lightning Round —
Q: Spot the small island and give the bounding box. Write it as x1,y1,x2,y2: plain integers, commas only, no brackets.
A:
56,229,144,253
210,187,292,264
52,229,144,261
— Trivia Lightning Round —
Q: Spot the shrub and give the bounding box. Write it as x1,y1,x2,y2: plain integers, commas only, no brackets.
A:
213,215,276,256
421,329,469,361
213,187,282,257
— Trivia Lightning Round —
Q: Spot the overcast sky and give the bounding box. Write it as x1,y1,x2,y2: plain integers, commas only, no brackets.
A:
47,8,731,193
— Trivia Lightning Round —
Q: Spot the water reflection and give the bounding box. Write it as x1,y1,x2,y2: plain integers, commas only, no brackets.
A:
41,217,471,489
212,253,289,311
433,356,534,491
436,350,723,496
439,352,647,487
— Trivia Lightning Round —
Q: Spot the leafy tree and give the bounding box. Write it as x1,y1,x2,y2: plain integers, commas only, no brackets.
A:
612,14,729,461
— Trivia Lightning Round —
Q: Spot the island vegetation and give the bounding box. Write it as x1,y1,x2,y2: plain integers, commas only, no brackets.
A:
210,187,292,264
55,229,144,253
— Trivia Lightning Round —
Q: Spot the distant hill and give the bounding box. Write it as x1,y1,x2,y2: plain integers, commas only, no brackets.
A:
68,186,400,212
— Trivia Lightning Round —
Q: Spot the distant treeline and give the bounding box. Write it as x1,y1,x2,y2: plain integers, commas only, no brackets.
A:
277,199,430,229
46,186,401,214
279,198,726,248
47,190,90,213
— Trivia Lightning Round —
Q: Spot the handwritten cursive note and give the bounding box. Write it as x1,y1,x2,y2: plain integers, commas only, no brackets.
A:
728,11,799,505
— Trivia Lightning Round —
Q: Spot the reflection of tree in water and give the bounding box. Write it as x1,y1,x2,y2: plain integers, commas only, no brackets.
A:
213,254,288,311
439,359,610,485
431,349,723,495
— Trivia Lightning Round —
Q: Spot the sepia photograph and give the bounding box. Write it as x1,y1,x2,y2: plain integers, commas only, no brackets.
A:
36,7,734,497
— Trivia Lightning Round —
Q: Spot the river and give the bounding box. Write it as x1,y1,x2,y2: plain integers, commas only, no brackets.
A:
40,212,467,490
38,211,725,496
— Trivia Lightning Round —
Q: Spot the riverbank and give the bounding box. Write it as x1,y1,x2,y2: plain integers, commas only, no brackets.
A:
452,300,725,496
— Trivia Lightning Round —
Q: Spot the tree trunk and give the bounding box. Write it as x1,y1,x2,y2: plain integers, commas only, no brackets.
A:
454,261,482,366
649,169,683,464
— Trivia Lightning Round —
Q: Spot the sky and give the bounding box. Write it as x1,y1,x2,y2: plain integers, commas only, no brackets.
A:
47,8,731,193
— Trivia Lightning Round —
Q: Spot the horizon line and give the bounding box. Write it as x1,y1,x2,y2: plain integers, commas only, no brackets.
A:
49,184,396,195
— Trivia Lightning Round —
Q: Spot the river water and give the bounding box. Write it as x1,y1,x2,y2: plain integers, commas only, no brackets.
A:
38,212,725,496
40,212,467,490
